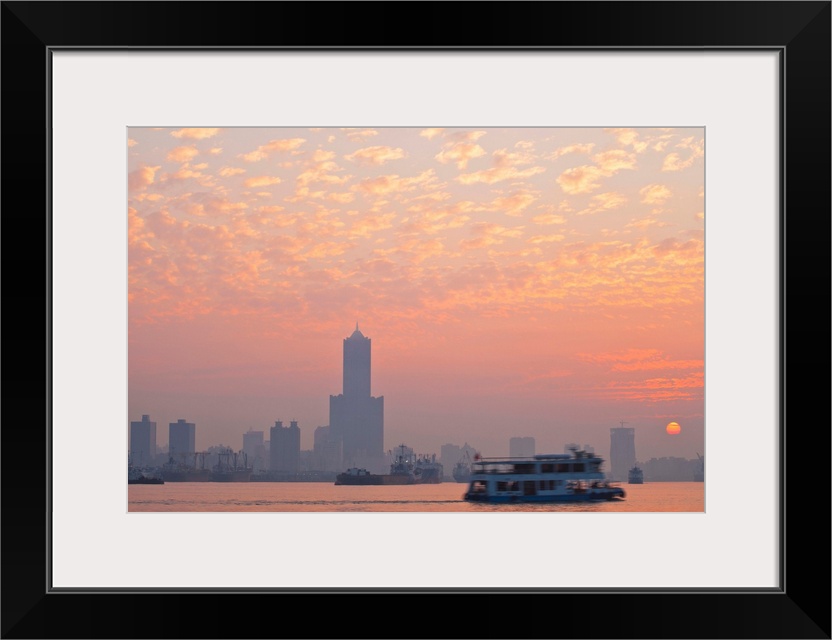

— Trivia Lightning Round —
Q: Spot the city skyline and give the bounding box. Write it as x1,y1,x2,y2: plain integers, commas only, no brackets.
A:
128,127,704,462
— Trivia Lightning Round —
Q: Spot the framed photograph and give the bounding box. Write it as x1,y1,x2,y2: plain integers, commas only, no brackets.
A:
3,2,829,638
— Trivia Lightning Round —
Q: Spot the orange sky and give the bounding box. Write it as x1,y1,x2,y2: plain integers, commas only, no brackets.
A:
128,127,704,460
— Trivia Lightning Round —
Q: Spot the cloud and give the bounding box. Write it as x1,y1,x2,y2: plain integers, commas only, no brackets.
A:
432,131,491,170
605,128,649,153
576,192,627,216
345,146,406,165
328,192,355,204
240,138,306,162
457,149,545,185
556,165,606,194
491,191,537,217
419,128,444,140
546,143,595,160
460,222,523,250
348,213,397,238
556,150,636,195
532,213,567,225
167,146,199,163
436,142,487,170
289,149,352,200
219,167,246,177
528,234,564,244
170,128,221,139
594,150,637,173
162,163,216,188
128,138,138,148
244,176,282,188
352,169,436,197
128,165,161,191
208,148,223,155
611,358,704,373
344,129,378,142
577,348,663,364
662,136,704,171
640,184,672,204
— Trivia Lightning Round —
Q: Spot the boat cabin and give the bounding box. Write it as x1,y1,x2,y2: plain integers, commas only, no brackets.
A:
465,450,623,502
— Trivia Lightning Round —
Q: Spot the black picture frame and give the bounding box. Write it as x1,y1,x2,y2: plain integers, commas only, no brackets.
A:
2,2,829,638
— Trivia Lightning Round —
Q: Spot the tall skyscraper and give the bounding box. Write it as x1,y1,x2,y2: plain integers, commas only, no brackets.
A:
609,426,636,481
329,325,384,471
129,414,157,466
169,418,195,462
270,420,300,474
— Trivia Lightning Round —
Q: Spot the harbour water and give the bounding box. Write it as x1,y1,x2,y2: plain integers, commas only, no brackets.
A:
129,481,704,512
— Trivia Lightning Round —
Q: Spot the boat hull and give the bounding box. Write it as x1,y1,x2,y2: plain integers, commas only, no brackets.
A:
210,470,252,482
335,473,416,485
162,470,211,482
464,488,625,503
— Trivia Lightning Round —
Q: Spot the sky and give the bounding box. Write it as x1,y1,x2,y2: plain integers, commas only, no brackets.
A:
128,126,704,462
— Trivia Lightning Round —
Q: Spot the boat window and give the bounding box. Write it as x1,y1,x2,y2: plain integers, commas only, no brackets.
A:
556,463,569,472
574,463,585,472
497,481,509,492
514,463,535,474
541,463,555,473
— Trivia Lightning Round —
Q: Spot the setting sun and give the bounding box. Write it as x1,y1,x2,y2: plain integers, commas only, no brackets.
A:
666,421,681,435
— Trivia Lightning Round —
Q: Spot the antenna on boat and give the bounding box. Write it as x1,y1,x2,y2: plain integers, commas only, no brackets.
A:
619,420,629,428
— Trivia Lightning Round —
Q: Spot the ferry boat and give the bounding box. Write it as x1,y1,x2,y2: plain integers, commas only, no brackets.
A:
628,465,644,484
463,448,625,503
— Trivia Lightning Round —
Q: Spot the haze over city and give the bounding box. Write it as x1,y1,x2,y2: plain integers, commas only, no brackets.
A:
128,126,704,462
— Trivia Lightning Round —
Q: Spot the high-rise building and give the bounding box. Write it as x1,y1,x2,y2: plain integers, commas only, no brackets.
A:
313,426,342,472
270,420,300,474
609,426,636,481
168,419,195,462
329,325,384,471
129,414,157,466
243,429,265,470
510,436,535,457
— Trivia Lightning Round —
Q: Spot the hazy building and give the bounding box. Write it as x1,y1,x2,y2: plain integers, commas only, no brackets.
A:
610,427,636,481
169,419,195,463
642,456,699,481
441,442,478,478
129,414,157,466
440,443,462,473
243,429,265,470
270,420,301,474
510,436,535,457
329,325,384,471
313,425,342,472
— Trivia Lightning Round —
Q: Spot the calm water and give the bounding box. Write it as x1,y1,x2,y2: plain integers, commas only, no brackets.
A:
129,481,704,512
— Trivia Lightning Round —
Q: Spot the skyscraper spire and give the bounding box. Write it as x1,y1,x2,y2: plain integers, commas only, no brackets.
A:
356,321,359,332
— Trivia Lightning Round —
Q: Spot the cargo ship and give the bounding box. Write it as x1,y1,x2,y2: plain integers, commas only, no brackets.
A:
452,450,473,483
210,451,252,482
161,453,211,482
628,465,644,484
335,444,442,485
